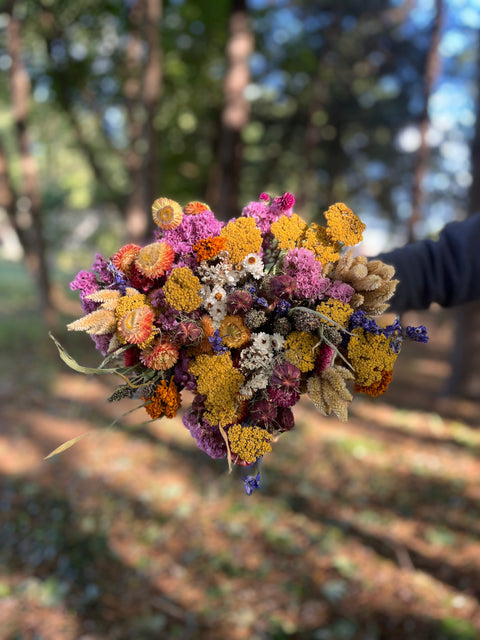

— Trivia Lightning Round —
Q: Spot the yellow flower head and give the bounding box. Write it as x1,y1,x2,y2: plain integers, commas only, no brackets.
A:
114,292,149,319
324,202,365,246
284,330,319,372
302,224,340,264
219,315,250,349
316,299,353,328
152,197,183,230
163,267,202,312
189,352,244,427
270,214,308,251
228,423,273,464
347,328,398,386
220,217,262,265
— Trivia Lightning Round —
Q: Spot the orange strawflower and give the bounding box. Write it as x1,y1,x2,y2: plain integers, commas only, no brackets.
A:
143,377,181,420
135,241,175,279
193,236,227,262
140,339,179,370
117,306,156,346
111,244,141,275
219,315,250,348
184,201,210,215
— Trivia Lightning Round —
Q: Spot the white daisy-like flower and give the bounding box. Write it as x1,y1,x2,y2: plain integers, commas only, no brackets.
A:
251,332,272,355
209,301,227,329
270,333,285,352
202,284,227,309
242,253,264,279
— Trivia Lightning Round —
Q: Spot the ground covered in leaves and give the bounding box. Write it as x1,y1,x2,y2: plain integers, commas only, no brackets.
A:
1,260,480,640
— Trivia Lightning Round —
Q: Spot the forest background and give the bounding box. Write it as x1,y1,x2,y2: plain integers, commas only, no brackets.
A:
2,0,480,639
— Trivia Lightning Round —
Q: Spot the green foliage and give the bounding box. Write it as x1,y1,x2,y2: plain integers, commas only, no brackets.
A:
439,617,478,640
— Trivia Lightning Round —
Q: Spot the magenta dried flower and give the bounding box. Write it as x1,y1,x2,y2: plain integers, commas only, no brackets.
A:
250,399,277,427
227,290,253,314
269,274,297,300
268,362,301,407
275,406,295,432
174,321,203,345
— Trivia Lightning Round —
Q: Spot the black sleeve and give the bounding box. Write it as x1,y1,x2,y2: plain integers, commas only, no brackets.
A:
377,214,480,313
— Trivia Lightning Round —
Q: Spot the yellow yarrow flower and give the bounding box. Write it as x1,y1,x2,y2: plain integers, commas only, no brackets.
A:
114,293,149,321
270,214,308,251
163,267,202,312
324,202,365,246
284,330,319,372
220,217,262,265
228,424,273,464
347,328,398,386
189,352,244,427
316,299,353,328
302,224,340,264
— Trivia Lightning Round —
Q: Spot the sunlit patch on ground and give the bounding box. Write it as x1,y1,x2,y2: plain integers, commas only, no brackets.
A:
1,299,480,639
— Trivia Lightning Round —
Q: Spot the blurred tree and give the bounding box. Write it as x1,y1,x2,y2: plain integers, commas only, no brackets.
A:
2,0,52,317
241,1,432,224
409,0,443,243
207,0,254,221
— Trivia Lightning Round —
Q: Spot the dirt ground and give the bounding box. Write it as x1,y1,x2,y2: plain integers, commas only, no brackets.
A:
1,296,480,640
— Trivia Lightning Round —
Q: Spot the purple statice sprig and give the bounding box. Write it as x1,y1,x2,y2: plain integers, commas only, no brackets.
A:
208,329,228,354
107,261,127,295
243,472,261,496
405,325,429,343
349,311,428,351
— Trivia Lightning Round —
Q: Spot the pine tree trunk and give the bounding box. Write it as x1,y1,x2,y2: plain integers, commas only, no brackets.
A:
408,0,443,242
124,0,163,242
209,0,253,221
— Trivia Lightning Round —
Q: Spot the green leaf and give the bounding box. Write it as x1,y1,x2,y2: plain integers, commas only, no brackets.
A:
44,433,90,460
49,332,119,375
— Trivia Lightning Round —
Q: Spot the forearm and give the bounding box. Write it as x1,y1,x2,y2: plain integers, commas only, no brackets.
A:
377,214,480,313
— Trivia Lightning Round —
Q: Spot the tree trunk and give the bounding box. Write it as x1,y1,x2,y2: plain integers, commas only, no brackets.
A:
209,0,253,221
408,0,443,243
124,0,163,242
447,31,480,399
6,0,53,318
